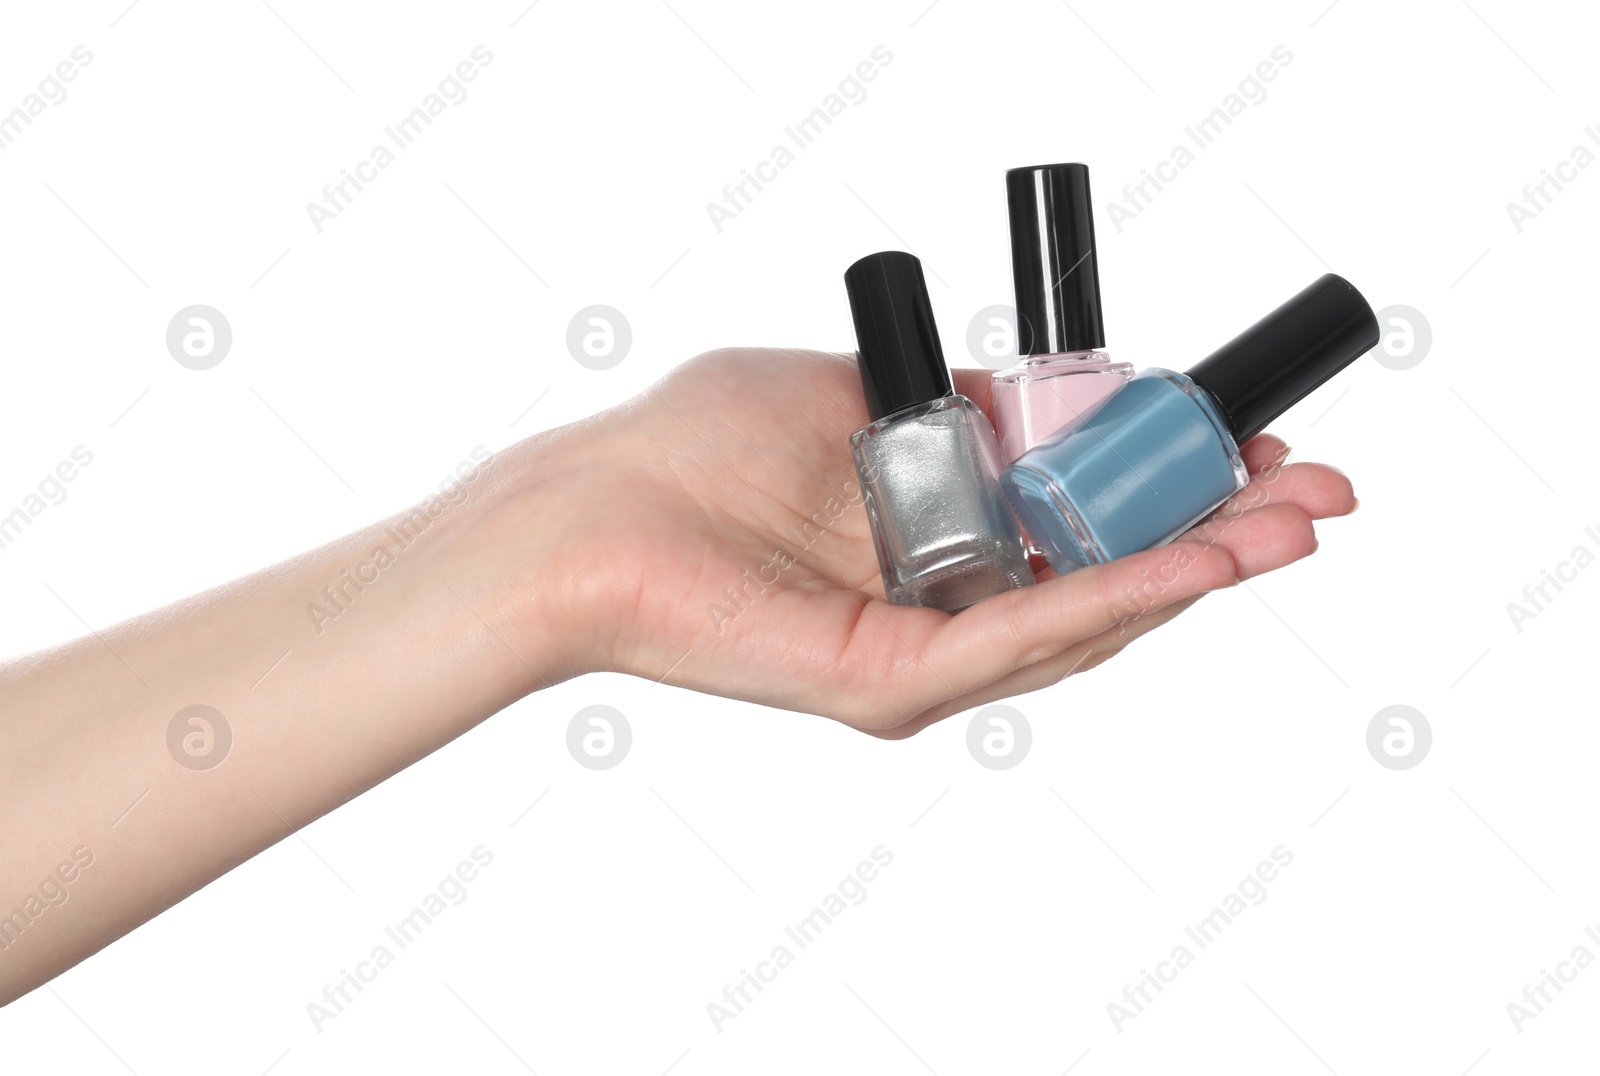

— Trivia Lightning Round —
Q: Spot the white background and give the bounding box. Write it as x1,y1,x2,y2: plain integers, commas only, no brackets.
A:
1,0,1595,1072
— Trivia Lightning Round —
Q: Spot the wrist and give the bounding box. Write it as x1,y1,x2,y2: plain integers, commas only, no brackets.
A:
407,425,613,701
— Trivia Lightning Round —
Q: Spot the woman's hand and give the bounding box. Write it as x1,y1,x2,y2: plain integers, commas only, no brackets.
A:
480,348,1356,736
0,344,1356,1004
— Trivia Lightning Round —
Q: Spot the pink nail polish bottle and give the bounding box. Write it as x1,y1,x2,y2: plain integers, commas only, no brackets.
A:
992,163,1133,463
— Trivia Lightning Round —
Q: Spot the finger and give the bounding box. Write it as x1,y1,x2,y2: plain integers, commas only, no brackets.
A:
1192,502,1319,580
828,540,1234,730
1185,466,1348,565
876,596,1205,739
855,458,1342,734
832,460,1340,728
1084,592,1205,653
891,499,1326,725
839,499,1327,730
1243,461,1353,520
859,539,1238,715
951,368,996,423
873,645,1101,739
1236,433,1356,520
1240,433,1290,474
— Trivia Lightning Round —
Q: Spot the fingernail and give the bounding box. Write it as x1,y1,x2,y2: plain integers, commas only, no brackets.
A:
1347,496,1360,515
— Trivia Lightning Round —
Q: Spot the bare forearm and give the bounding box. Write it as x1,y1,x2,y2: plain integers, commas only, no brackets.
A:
0,450,570,1004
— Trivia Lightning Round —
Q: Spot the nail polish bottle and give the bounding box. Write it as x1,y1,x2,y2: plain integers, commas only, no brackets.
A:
1002,274,1379,575
845,251,1033,612
992,163,1133,463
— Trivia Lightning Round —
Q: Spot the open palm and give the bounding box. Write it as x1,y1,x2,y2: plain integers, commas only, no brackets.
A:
503,348,1354,737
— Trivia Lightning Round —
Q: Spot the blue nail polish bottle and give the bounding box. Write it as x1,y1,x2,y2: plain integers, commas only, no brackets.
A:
1001,274,1379,574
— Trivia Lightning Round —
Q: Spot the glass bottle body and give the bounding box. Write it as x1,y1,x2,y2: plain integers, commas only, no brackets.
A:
1001,369,1249,574
851,395,1033,612
991,349,1134,463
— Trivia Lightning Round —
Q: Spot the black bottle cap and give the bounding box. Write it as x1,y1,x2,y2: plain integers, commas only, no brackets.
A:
1006,163,1105,355
844,251,954,422
1186,274,1380,444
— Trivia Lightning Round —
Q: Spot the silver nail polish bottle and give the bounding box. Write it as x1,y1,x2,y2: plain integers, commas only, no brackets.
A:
845,251,1033,613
